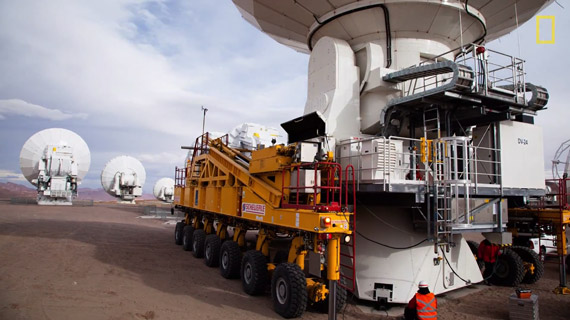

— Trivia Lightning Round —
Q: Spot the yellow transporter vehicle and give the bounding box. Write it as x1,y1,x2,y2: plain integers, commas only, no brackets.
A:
172,133,355,318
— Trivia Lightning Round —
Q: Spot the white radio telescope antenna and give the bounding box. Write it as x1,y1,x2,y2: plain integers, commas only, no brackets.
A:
101,156,146,204
19,128,91,205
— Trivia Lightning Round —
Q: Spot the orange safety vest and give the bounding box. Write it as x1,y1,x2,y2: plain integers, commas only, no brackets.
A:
415,292,437,319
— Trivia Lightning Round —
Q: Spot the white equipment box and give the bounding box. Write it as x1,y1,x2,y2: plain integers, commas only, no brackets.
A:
473,121,545,190
338,137,361,170
360,139,407,182
297,142,319,163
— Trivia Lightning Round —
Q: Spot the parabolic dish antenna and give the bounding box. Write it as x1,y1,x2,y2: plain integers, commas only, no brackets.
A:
101,156,146,203
153,177,175,202
19,128,91,205
20,128,90,185
233,0,553,54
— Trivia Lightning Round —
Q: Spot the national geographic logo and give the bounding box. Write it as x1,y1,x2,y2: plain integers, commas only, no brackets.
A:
536,16,555,44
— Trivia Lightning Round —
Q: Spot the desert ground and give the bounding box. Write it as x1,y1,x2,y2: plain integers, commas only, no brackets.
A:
0,201,568,320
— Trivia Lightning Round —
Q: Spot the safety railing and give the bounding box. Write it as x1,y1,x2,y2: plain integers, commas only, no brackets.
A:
336,135,502,192
395,43,527,105
188,133,230,161
456,44,526,103
174,167,186,187
534,178,570,211
281,162,342,211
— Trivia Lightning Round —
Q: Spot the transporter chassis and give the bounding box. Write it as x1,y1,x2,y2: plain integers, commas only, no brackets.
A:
172,134,355,318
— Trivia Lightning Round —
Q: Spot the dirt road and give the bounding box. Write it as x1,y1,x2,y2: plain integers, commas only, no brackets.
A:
0,202,568,319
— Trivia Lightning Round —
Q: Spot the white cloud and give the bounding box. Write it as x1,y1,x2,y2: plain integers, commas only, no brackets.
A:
0,1,307,139
136,151,186,165
0,169,27,182
0,99,87,121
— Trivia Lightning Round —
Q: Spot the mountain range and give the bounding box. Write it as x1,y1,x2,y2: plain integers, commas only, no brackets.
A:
0,182,154,201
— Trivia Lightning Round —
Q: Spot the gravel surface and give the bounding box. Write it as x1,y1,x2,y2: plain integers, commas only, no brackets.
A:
0,202,568,319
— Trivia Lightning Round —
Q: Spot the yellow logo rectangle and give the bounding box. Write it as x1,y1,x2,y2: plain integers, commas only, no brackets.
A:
536,16,555,44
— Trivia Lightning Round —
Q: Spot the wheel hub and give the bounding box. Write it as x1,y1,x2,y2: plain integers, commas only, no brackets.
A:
206,244,211,259
222,252,229,268
276,278,288,304
244,263,252,284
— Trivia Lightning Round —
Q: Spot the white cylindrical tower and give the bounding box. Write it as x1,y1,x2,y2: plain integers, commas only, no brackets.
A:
232,0,554,305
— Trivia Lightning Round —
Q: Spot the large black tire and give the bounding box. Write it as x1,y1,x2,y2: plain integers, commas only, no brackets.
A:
204,234,222,267
511,246,544,284
314,282,347,313
182,226,194,251
489,248,525,287
192,229,206,258
241,250,268,295
271,263,308,318
174,222,185,245
220,241,241,279
566,254,570,274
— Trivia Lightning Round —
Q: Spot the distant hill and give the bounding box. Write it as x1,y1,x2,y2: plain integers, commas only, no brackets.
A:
0,182,154,201
0,182,36,198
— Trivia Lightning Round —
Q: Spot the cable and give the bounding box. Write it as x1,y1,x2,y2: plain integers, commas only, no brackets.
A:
357,230,429,250
465,0,487,45
440,247,472,284
307,4,392,68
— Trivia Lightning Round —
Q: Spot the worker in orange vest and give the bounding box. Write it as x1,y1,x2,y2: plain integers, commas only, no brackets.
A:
404,280,437,320
477,239,500,281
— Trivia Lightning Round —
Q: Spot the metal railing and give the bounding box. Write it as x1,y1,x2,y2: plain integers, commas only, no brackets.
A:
456,44,526,103
281,162,342,211
336,135,502,192
396,43,527,105
174,167,186,187
533,178,570,211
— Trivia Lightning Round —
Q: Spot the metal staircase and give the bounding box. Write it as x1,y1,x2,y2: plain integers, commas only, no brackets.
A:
422,108,478,247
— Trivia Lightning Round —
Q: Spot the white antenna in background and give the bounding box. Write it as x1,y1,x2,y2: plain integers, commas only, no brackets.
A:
153,178,175,203
19,128,91,205
101,156,146,204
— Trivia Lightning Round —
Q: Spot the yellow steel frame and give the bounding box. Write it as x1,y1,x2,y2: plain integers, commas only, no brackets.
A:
175,146,352,235
509,208,569,294
174,140,353,287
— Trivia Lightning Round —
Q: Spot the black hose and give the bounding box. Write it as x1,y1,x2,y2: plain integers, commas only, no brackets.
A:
465,0,487,45
308,4,392,68
441,248,472,284
357,230,428,250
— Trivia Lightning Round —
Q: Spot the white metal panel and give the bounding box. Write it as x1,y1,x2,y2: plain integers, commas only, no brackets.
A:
499,121,546,190
19,128,91,185
354,205,482,303
304,37,360,141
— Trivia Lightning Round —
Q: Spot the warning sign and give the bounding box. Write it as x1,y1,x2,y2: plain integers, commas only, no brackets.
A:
242,202,265,215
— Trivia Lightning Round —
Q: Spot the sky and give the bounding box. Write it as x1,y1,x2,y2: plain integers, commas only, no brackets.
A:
0,0,567,193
